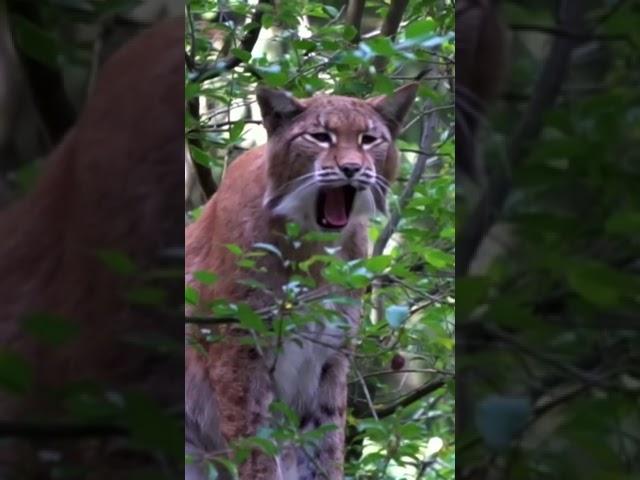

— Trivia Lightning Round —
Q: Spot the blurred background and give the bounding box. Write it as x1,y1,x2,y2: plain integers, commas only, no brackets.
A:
0,1,183,479
0,0,181,203
457,1,640,478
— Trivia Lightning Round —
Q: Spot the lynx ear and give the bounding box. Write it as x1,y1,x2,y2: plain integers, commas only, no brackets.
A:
368,83,419,136
256,86,305,136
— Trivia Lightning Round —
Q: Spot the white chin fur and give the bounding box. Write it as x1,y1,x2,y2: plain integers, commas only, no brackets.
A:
265,186,379,231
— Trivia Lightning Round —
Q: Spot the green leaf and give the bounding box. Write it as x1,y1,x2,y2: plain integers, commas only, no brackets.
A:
366,37,396,57
566,264,623,307
605,211,640,236
245,436,279,456
229,120,245,142
185,286,200,306
456,276,489,319
263,71,288,88
303,423,339,441
405,19,436,39
10,16,60,68
96,249,137,275
293,39,316,52
190,146,214,168
225,244,243,256
270,401,299,425
363,255,392,274
194,271,218,285
126,287,167,306
285,222,301,239
323,5,339,17
373,75,395,95
123,392,183,458
343,25,358,41
0,350,32,393
23,312,79,346
423,247,453,269
231,48,252,62
236,303,267,332
386,305,409,329
185,82,202,100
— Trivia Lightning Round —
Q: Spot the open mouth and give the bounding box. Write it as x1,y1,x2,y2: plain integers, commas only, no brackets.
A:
316,185,357,230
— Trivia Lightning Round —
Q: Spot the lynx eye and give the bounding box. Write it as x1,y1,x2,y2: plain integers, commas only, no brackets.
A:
308,132,332,144
359,134,378,146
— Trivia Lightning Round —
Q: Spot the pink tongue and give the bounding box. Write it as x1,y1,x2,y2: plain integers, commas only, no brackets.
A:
324,188,348,226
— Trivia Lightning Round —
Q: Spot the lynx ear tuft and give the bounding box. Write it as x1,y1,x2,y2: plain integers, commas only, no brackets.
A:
256,86,305,136
368,83,419,136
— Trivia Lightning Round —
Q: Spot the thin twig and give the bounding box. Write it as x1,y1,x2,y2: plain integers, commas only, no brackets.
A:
373,112,439,256
354,366,379,421
355,377,447,419
191,0,272,82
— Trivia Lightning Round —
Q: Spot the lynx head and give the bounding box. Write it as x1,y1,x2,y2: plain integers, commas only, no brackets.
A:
256,84,417,231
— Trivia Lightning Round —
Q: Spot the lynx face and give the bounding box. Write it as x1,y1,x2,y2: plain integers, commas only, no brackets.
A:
257,85,417,231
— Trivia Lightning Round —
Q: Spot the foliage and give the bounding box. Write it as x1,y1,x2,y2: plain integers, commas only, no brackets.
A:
185,0,455,478
457,1,640,478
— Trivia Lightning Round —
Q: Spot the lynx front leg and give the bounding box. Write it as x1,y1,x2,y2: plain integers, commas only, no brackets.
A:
292,302,361,480
185,346,231,480
295,355,350,480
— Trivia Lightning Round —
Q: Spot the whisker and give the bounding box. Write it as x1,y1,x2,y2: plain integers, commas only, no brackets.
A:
269,172,317,198
374,177,390,192
365,189,376,213
289,178,319,196
370,182,385,202
374,174,390,188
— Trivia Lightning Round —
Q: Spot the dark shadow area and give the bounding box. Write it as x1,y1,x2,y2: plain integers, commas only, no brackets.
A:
0,2,184,479
456,0,640,478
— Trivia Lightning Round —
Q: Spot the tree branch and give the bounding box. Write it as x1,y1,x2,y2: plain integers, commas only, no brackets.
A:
373,112,439,256
345,0,366,42
354,377,447,419
186,99,218,199
0,422,127,438
191,0,271,83
186,3,197,68
457,0,586,276
373,0,409,72
379,0,409,39
6,5,76,146
186,285,338,326
509,23,628,42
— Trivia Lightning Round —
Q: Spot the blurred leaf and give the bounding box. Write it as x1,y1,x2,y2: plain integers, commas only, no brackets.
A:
96,249,137,275
0,350,32,394
236,303,267,333
475,396,532,451
23,312,78,346
386,305,409,329
10,15,60,67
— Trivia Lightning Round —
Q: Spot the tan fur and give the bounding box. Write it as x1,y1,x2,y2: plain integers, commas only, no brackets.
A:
0,18,183,479
186,85,417,479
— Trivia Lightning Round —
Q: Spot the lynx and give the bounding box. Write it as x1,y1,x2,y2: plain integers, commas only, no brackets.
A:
185,84,417,479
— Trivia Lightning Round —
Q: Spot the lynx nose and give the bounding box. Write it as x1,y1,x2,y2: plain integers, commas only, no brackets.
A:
340,163,362,178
